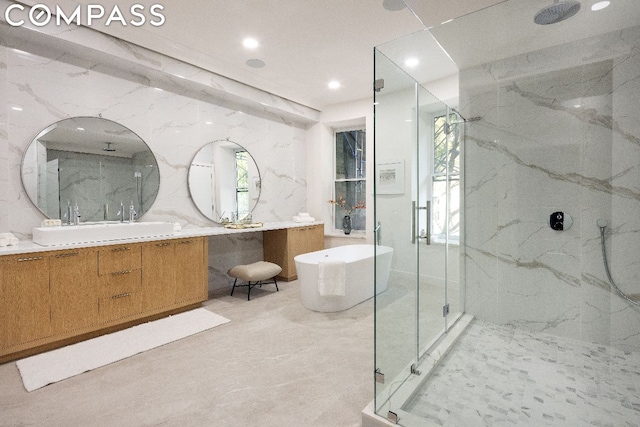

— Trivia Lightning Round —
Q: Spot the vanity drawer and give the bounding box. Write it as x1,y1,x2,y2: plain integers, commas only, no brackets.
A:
99,269,141,298
98,291,142,321
98,244,141,275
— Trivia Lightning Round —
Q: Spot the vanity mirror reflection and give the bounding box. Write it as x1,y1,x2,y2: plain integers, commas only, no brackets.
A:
188,140,261,223
21,117,160,223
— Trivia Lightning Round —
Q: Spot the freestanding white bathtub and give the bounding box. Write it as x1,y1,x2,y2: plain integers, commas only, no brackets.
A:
294,244,393,312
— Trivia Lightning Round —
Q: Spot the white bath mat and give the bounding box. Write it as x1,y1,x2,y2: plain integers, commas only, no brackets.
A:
16,308,229,392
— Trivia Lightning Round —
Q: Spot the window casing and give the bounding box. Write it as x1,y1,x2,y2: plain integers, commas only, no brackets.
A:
333,129,366,232
235,150,250,219
431,113,460,243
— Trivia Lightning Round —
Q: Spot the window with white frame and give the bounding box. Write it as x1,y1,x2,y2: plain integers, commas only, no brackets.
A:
235,150,250,219
333,129,366,232
431,112,460,242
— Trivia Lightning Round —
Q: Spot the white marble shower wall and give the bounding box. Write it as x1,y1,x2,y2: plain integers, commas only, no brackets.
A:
461,25,640,351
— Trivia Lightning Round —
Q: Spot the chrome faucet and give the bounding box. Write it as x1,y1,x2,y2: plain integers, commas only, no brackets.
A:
116,201,125,222
73,203,81,226
129,202,137,223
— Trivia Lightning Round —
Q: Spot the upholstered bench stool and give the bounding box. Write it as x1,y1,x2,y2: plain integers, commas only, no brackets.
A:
228,261,282,300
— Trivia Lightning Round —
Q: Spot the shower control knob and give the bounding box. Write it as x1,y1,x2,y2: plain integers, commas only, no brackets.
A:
550,211,572,231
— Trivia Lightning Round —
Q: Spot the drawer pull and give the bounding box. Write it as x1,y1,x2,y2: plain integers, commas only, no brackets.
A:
177,240,193,245
112,269,133,276
111,247,131,252
55,252,79,258
18,256,44,262
111,292,131,299
156,242,171,247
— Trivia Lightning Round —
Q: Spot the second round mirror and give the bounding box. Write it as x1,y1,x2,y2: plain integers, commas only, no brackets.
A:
188,140,261,223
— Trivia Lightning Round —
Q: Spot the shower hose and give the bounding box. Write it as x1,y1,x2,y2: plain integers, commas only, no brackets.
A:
598,219,640,307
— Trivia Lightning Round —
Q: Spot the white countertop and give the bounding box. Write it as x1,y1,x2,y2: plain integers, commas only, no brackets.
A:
0,221,324,256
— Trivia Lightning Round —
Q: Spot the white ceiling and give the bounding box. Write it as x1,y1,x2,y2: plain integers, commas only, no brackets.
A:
18,0,503,111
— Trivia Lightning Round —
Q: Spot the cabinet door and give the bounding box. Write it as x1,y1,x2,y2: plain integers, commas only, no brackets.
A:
141,241,176,311
304,225,324,254
263,229,289,274
50,249,99,333
174,238,207,304
0,254,51,350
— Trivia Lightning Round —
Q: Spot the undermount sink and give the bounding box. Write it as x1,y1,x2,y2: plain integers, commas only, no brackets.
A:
32,221,175,246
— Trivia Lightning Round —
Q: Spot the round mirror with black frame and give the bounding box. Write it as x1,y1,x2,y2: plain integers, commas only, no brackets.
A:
188,139,261,223
21,116,160,223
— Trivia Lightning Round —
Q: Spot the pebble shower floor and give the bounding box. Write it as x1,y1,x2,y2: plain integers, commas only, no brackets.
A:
405,320,640,426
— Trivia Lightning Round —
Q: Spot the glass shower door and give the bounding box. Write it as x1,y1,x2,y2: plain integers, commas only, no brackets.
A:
374,48,420,419
374,47,458,421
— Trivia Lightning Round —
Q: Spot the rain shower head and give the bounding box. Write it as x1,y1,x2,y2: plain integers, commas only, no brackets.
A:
102,142,116,152
534,0,581,25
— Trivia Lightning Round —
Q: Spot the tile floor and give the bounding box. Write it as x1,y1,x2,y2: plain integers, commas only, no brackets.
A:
405,320,640,426
0,281,374,426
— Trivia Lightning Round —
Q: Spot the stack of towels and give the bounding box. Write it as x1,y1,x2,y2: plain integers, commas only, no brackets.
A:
0,232,19,247
292,212,315,223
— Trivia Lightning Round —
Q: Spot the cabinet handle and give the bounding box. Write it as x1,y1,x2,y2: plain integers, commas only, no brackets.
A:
177,240,193,245
111,247,131,252
111,292,131,299
55,252,79,258
155,242,171,247
112,269,133,275
18,256,44,262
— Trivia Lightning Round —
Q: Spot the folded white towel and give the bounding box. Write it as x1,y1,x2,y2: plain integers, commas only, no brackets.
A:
0,232,18,247
318,258,346,296
293,215,315,223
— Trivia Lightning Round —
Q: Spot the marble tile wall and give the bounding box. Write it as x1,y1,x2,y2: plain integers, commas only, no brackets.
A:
0,18,314,293
460,26,640,351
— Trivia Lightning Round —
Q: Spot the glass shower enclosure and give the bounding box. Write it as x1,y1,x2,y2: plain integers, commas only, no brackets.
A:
372,0,640,424
373,30,464,422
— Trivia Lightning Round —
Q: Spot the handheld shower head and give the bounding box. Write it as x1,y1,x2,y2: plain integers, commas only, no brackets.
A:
596,219,608,228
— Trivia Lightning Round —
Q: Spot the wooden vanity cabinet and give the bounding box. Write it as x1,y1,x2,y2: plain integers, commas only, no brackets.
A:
264,224,324,281
0,236,208,364
0,254,51,350
97,244,142,322
174,238,208,304
140,237,207,310
141,241,176,311
50,248,99,333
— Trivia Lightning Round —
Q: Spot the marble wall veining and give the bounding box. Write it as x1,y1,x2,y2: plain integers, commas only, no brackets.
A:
460,25,640,351
0,12,317,293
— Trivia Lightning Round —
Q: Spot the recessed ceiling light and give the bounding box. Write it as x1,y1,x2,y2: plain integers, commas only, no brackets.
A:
76,127,85,131
405,57,419,68
11,106,22,111
382,0,406,11
328,80,341,89
246,59,265,68
243,38,259,49
591,1,610,11
205,121,213,125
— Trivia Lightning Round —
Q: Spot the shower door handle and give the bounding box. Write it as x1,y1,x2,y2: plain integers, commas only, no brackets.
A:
374,222,381,246
412,201,431,245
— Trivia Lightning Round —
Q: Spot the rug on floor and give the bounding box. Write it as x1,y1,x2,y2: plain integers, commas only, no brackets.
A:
16,308,230,392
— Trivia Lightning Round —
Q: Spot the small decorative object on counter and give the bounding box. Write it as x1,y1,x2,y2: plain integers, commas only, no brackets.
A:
328,196,365,235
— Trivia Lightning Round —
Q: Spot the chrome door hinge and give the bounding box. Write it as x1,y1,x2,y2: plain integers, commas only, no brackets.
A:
411,364,422,376
443,303,450,317
375,368,384,384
